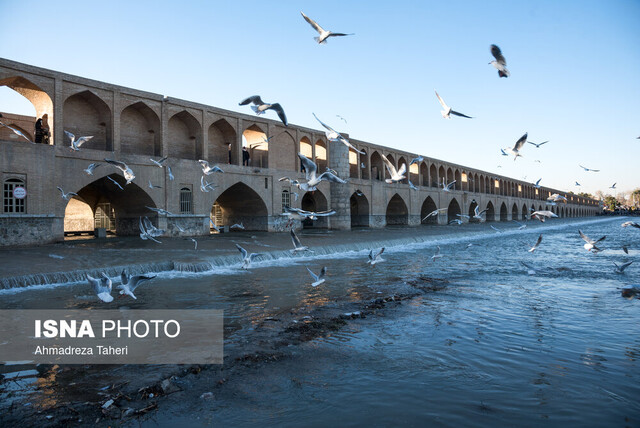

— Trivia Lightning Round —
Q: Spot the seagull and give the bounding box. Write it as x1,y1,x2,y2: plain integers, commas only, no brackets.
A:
293,192,299,201
531,210,558,222
198,160,224,175
489,44,510,78
472,206,488,221
306,266,327,287
548,193,567,203
533,178,542,189
200,176,216,192
230,223,245,230
528,234,543,253
175,223,186,233
300,11,354,44
290,229,311,253
336,115,347,123
431,246,443,261
434,91,473,119
579,230,605,252
578,164,599,172
118,270,156,299
150,156,168,168
490,225,502,233
520,261,536,275
409,156,424,166
575,181,581,186
622,245,629,254
355,189,364,197
239,95,288,126
528,140,549,148
209,218,220,232
0,121,33,143
189,238,198,250
104,159,135,184
449,219,463,225
57,186,78,201
613,261,633,274
500,149,508,156
139,217,162,243
408,180,418,190
367,247,385,266
381,155,406,183
298,153,347,191
513,220,527,230
546,201,557,206
312,113,364,154
609,183,616,189
84,163,101,175
106,176,124,190
236,244,263,269
64,130,94,151
279,177,301,187
167,166,174,181
441,177,456,192
146,206,173,216
622,221,640,229
422,208,445,222
504,133,527,160
456,213,470,221
148,180,162,189
282,206,336,221
87,273,113,303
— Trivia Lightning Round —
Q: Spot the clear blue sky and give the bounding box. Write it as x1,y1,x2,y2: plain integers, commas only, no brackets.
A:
1,0,638,197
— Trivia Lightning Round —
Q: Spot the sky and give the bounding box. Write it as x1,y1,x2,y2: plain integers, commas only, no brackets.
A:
1,0,638,197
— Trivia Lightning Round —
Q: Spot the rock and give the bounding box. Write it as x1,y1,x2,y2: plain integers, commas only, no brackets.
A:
122,408,135,418
200,392,214,400
101,399,114,409
161,378,181,395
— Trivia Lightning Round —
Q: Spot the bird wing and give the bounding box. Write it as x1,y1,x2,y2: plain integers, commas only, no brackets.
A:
314,210,337,217
595,235,606,243
248,253,263,262
87,274,102,294
446,180,456,190
317,171,347,184
533,234,542,249
312,113,336,133
290,230,303,248
490,44,507,65
318,266,327,279
620,261,633,271
239,95,263,106
301,11,324,34
520,261,534,270
75,136,94,147
434,91,449,110
199,159,211,169
121,269,129,285
297,152,318,180
269,103,288,126
381,154,397,176
450,110,473,119
579,230,594,244
397,163,407,177
514,133,528,151
64,130,76,143
235,244,248,259
104,158,128,172
57,186,64,196
129,274,156,291
306,267,319,282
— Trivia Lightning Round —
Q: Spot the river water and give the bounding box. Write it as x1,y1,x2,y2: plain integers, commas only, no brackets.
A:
1,217,639,426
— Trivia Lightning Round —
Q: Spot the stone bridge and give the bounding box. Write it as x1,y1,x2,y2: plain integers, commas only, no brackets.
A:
0,58,599,246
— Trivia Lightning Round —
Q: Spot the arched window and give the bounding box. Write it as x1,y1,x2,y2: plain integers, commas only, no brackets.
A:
180,187,193,214
281,189,290,212
3,178,26,213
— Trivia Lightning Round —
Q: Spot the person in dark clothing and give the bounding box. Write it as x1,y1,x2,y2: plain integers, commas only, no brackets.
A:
242,146,250,166
228,143,232,164
34,118,44,144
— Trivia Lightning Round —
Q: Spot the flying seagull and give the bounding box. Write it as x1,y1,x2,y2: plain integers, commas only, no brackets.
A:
575,181,581,186
312,113,364,154
490,225,503,233
367,247,385,266
622,221,640,229
236,244,263,269
0,121,33,143
209,218,220,232
298,152,347,191
622,245,629,254
531,210,558,222
513,220,527,230
106,176,124,190
579,230,605,252
520,261,536,276
409,156,424,166
472,205,488,221
150,156,168,168
230,223,245,230
105,158,135,184
613,261,633,274
198,160,224,175
382,154,406,184
290,229,311,253
408,180,418,190
434,91,473,119
200,176,216,192
422,208,444,222
167,165,174,181
307,266,327,287
431,246,443,261
528,234,543,253
533,178,542,189
548,193,567,203
87,273,113,303
578,164,599,172
609,183,616,189
84,163,101,175
239,95,288,126
148,180,162,189
64,130,93,151
57,186,78,201
489,44,510,77
528,140,549,148
118,270,156,299
500,149,508,156
146,206,173,216
504,133,527,160
282,206,336,221
441,177,456,192
300,11,354,44
449,219,463,225
139,217,162,243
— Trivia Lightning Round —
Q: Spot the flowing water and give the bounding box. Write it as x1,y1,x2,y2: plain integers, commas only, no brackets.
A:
1,217,639,426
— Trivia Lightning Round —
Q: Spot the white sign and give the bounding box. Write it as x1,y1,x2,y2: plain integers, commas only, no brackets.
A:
13,186,26,199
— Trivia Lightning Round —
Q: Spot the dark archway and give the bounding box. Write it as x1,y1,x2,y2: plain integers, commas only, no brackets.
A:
63,90,112,151
370,151,383,181
121,102,160,156
386,194,408,225
522,204,528,220
511,203,518,220
212,182,268,231
485,201,495,222
168,110,201,160
209,118,237,165
301,190,329,229
500,202,508,221
447,198,461,223
350,192,369,227
468,200,479,223
421,196,438,224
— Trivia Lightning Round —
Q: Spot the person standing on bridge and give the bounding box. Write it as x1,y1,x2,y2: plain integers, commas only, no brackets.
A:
242,146,250,166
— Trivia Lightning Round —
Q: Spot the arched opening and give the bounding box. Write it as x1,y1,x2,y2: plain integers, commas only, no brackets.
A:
168,110,201,160
271,131,296,171
370,151,383,181
385,154,396,181
211,182,268,231
447,168,454,188
398,156,408,183
468,200,479,222
301,190,329,229
386,194,408,225
64,197,96,235
121,102,160,156
315,139,328,172
63,90,112,151
447,198,461,223
474,174,480,193
350,192,369,227
360,148,369,179
420,162,428,186
454,170,461,190
300,137,313,173
0,76,53,143
242,124,268,168
521,204,528,220
349,148,359,179
421,196,438,224
511,203,518,220
500,202,508,221
485,201,495,222
208,118,237,165
430,164,438,187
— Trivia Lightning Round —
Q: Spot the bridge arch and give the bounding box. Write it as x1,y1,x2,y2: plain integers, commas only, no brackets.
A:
208,118,237,165
500,202,508,221
211,182,268,231
299,136,313,173
301,189,329,228
350,191,369,227
420,162,428,186
370,151,383,181
314,138,328,172
468,200,479,222
511,203,518,220
168,110,201,160
430,164,438,187
349,148,360,178
243,124,268,168
386,194,408,225
447,198,461,223
485,201,495,222
438,166,446,187
121,101,160,156
521,204,528,220
270,131,296,171
454,170,461,190
0,75,54,142
421,196,438,224
63,90,112,151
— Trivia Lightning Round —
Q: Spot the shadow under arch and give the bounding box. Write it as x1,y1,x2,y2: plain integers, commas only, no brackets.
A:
447,198,461,223
301,190,329,229
500,202,508,221
212,182,269,231
421,196,438,224
64,90,112,151
350,191,369,227
386,194,408,225
485,201,495,222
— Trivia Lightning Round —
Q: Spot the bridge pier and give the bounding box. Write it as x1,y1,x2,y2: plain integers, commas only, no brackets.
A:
329,140,351,230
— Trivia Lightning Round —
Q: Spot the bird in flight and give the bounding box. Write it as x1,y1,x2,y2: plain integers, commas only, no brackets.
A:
290,229,311,253
236,244,264,269
307,266,327,287
441,177,456,192
239,95,288,126
489,44,510,78
579,230,605,253
65,130,93,151
528,234,543,253
382,154,406,183
409,156,424,165
527,140,549,148
609,183,616,189
613,261,633,274
298,152,347,191
0,121,33,143
313,113,364,154
57,187,78,200
504,133,527,160
118,270,156,300
578,164,599,172
367,247,385,266
84,163,101,175
300,11,354,44
198,159,224,175
105,158,135,184
87,273,113,303
434,91,473,119
150,156,168,168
